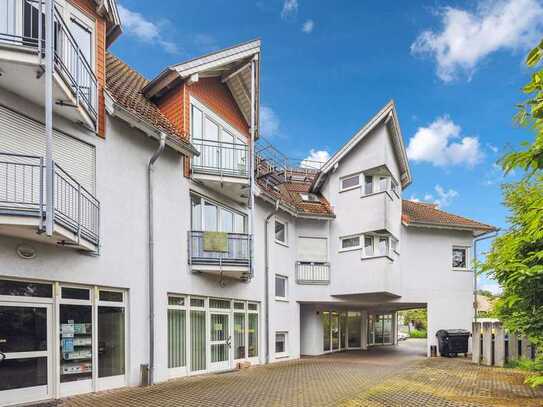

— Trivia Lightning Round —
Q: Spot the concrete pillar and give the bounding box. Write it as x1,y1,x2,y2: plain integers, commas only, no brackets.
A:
494,323,505,367
521,337,531,359
472,322,481,364
361,310,368,350
508,333,519,362
300,304,324,356
482,322,493,366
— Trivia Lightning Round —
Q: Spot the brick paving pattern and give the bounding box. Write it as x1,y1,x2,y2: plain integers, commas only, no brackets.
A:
40,340,541,407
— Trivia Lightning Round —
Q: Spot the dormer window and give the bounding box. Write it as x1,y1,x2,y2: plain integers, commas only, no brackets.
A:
300,193,319,202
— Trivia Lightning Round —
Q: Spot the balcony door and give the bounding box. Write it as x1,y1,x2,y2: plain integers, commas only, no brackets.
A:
0,302,53,406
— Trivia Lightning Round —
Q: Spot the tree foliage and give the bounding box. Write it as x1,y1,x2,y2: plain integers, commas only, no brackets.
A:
483,39,543,386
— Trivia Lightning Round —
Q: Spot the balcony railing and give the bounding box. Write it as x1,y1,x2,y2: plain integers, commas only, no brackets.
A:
192,138,249,178
0,152,100,246
296,261,330,284
0,0,98,122
188,231,251,266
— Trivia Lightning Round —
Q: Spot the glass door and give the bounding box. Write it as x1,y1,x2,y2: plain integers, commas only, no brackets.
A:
0,302,52,406
347,312,361,348
209,312,231,371
331,312,340,351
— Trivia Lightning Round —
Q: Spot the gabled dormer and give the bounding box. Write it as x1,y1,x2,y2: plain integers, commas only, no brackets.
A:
0,0,121,135
143,40,261,203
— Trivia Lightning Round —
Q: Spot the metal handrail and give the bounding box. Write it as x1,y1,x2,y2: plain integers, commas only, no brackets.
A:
295,261,330,284
192,138,249,178
188,230,251,265
0,0,98,121
0,151,100,246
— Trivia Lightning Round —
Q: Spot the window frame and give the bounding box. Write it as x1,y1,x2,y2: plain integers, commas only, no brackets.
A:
275,331,288,358
274,275,288,301
452,246,470,271
361,233,399,259
339,173,361,192
274,218,288,246
339,235,361,252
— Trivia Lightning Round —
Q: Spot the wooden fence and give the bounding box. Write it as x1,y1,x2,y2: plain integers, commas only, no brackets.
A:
472,321,537,367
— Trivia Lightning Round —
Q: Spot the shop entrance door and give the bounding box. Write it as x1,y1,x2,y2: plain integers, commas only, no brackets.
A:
209,312,231,371
0,302,52,406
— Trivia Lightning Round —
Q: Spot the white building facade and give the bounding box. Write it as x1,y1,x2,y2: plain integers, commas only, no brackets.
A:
0,2,495,405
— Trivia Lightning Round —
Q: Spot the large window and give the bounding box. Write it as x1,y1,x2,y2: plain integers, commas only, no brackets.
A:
362,234,399,259
362,173,401,197
191,195,246,233
191,101,248,175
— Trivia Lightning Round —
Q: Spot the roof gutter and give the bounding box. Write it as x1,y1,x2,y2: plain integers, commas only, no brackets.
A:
105,91,199,157
403,221,498,236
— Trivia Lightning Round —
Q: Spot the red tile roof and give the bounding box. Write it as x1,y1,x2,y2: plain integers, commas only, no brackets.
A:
402,200,496,233
105,52,186,140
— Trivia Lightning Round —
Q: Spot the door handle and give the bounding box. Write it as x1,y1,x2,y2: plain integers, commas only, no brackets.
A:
226,336,232,348
0,352,5,363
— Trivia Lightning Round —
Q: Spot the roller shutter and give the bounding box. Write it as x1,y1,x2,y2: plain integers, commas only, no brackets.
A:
297,237,328,262
0,105,96,193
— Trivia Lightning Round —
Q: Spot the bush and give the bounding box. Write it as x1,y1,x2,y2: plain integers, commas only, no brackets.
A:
410,329,427,338
505,357,543,387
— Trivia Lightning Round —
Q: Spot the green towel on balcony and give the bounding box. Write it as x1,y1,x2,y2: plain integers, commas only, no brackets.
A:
203,231,228,252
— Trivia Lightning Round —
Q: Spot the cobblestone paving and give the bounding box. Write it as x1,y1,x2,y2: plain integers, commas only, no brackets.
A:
50,340,542,407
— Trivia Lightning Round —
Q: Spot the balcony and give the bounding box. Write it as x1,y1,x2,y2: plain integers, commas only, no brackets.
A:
191,138,249,203
0,0,97,129
296,262,330,285
188,231,252,280
0,152,100,251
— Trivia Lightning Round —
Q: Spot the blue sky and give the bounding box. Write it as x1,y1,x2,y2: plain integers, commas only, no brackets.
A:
111,0,543,294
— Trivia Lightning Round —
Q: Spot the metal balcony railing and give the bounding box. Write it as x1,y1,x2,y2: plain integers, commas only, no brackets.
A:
0,0,98,122
191,138,249,178
0,152,100,246
296,261,330,284
188,231,251,266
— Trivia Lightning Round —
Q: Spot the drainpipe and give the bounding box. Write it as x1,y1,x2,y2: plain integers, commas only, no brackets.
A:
473,230,499,323
44,0,54,236
264,200,279,364
147,133,166,384
249,57,256,279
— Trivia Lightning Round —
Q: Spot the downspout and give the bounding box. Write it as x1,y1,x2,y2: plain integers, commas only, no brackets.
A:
473,230,499,323
249,57,256,279
44,0,54,236
264,199,279,364
147,133,166,384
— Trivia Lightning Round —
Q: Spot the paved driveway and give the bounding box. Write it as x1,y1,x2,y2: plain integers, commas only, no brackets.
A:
54,339,542,407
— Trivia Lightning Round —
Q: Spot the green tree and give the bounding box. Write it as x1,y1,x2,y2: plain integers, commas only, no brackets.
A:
483,39,543,387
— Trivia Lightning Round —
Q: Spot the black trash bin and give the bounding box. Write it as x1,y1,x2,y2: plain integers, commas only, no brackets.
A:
436,329,470,357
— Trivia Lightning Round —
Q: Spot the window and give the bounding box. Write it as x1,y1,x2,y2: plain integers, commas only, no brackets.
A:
299,193,320,202
297,237,328,262
340,174,360,191
70,18,92,66
377,237,389,256
364,235,374,257
391,238,399,254
191,194,246,233
391,179,400,196
452,247,469,270
0,279,52,297
61,287,90,300
275,275,288,300
99,290,123,302
340,236,360,251
275,219,287,245
364,175,374,194
275,332,288,357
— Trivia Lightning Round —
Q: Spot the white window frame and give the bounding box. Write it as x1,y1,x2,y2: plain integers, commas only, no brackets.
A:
339,173,361,192
452,246,470,271
190,193,247,233
62,1,96,71
274,218,288,246
339,235,361,252
360,173,401,199
275,331,288,358
274,275,288,301
361,234,399,259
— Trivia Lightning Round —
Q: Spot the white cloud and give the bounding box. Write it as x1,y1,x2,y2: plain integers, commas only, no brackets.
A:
411,0,543,81
302,19,314,33
281,0,298,20
260,106,280,137
480,282,503,296
118,4,179,54
300,149,330,169
411,185,459,208
406,116,484,167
